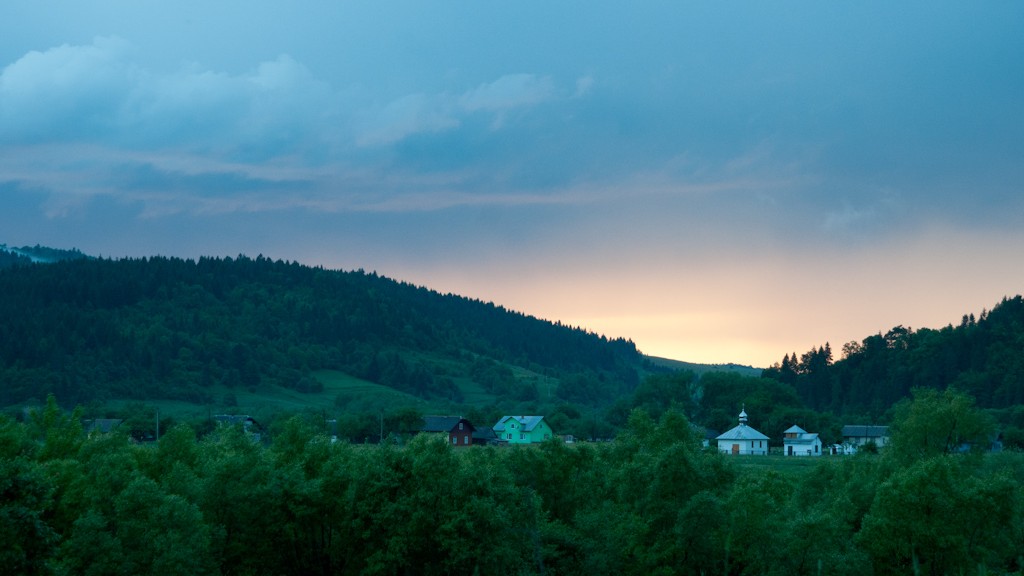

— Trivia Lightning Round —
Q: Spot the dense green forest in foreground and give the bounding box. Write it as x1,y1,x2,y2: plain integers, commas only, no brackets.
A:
3,389,1021,575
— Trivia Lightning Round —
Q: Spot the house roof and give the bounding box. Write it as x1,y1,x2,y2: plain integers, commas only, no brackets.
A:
421,416,475,434
473,427,498,441
784,433,820,445
493,415,547,433
783,424,819,444
82,418,123,434
213,414,262,430
842,425,889,438
214,414,254,424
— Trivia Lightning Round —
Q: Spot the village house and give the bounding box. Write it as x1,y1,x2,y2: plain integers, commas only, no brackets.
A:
82,418,123,435
419,415,475,447
703,428,720,449
782,424,822,456
472,426,500,446
493,415,554,444
715,408,769,455
691,423,719,448
841,425,889,451
213,414,263,443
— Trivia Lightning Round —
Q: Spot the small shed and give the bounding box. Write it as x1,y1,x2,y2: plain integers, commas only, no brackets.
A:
472,427,500,446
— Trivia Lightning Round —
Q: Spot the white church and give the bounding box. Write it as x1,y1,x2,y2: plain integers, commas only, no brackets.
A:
715,408,769,455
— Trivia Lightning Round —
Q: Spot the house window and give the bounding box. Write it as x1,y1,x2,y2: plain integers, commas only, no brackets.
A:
520,433,525,440
451,437,456,445
459,422,464,430
507,433,512,440
464,435,469,445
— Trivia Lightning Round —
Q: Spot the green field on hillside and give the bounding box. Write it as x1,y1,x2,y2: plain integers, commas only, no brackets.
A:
89,370,421,424
69,356,558,430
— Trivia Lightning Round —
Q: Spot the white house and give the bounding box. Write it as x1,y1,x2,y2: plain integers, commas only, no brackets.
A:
716,409,769,455
783,424,822,456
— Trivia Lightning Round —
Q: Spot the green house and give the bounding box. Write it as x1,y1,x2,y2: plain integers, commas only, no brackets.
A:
492,416,554,444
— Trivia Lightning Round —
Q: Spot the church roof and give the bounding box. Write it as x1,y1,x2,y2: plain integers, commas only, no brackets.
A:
716,407,769,441
717,424,769,441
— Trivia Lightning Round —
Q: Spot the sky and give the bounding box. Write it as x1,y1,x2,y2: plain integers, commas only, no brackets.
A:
2,2,1023,367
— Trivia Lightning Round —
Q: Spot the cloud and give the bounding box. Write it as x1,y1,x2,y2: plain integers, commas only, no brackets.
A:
0,36,136,141
458,73,555,111
1,37,565,163
574,76,595,98
355,73,558,146
355,93,460,147
0,38,335,157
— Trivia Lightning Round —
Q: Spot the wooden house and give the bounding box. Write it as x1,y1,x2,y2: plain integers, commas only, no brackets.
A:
420,416,476,447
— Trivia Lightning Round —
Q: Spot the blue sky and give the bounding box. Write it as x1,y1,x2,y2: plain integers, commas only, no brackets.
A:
3,1,1023,366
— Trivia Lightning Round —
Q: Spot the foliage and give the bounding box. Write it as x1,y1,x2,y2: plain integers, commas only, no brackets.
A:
886,387,995,463
0,244,88,270
0,255,641,409
763,296,1024,417
1,396,1022,575
858,457,1018,575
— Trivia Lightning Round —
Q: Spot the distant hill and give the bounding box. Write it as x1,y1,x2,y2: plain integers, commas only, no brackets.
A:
0,254,648,411
0,244,89,269
644,356,762,378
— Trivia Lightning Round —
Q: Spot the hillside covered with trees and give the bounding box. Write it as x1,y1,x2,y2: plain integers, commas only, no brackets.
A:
0,244,88,269
762,295,1024,443
2,252,1023,446
0,255,641,410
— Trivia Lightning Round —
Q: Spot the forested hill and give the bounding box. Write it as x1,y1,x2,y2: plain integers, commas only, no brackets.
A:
0,244,89,268
0,255,642,407
763,295,1024,416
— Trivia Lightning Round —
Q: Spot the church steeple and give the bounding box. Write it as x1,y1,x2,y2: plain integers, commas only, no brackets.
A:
738,405,748,426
